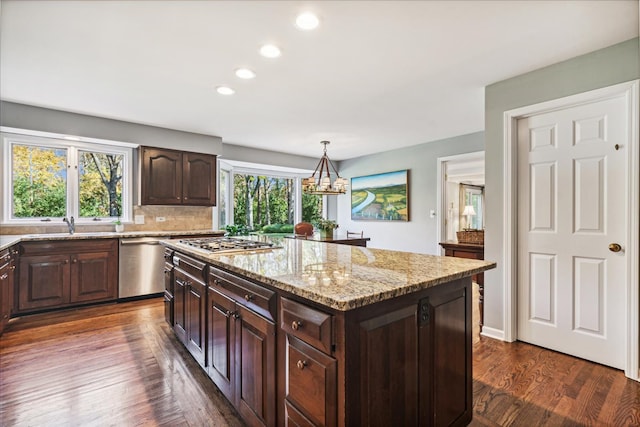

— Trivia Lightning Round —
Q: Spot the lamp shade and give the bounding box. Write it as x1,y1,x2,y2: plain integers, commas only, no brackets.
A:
462,205,476,216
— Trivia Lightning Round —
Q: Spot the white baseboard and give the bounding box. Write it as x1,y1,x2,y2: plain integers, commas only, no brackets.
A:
480,326,506,341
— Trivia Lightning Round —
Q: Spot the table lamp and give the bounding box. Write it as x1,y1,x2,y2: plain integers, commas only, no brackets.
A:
462,205,476,230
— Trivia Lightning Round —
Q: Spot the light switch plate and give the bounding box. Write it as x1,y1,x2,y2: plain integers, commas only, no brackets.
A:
430,209,436,218
134,215,145,224
156,216,166,222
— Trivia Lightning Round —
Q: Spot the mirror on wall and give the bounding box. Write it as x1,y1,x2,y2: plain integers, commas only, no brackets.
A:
459,184,484,230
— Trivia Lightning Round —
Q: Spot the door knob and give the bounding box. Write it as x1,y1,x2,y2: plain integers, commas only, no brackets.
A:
608,243,622,253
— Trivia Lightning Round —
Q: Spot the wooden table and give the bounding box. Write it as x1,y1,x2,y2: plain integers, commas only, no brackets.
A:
286,233,370,247
440,241,485,328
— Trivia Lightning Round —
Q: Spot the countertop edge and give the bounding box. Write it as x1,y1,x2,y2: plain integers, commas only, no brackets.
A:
0,229,225,251
161,239,496,312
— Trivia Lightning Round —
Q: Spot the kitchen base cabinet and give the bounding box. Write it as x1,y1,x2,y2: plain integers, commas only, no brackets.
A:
0,247,17,335
207,268,277,427
165,248,474,427
17,240,117,313
172,253,207,367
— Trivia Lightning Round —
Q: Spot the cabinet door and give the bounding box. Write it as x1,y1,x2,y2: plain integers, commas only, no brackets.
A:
0,264,10,334
142,147,183,205
186,278,207,367
69,251,117,303
173,270,188,344
285,335,337,427
208,287,236,402
183,152,216,206
236,305,276,427
18,254,70,311
419,285,472,427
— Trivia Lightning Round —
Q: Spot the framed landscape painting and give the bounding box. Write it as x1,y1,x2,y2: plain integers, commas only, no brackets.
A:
351,170,409,221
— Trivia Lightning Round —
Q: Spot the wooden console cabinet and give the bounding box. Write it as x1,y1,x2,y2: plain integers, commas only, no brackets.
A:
439,241,484,329
141,146,217,206
17,240,118,313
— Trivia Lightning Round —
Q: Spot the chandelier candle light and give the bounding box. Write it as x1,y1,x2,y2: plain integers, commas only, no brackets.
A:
302,141,348,195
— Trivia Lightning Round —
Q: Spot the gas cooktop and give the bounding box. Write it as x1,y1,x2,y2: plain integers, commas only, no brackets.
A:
177,236,278,254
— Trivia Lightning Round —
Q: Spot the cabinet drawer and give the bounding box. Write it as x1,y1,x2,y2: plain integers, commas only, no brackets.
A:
19,239,117,256
281,297,333,354
286,335,337,427
208,266,276,321
173,252,206,281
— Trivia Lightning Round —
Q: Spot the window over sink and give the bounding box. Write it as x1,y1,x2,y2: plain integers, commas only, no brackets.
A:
1,129,134,225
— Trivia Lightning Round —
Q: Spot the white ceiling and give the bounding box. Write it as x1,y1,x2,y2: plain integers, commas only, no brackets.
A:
1,1,637,160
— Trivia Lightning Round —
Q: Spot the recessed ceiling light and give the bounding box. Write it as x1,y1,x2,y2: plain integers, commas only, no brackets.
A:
295,12,319,30
235,68,256,79
259,44,281,58
216,86,235,95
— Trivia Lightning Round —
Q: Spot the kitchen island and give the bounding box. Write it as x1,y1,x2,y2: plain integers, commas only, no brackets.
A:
161,236,496,427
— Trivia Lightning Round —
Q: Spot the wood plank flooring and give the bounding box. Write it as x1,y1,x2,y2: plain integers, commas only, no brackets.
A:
1,298,639,426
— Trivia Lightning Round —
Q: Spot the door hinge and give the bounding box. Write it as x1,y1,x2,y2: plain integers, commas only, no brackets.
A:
419,297,430,326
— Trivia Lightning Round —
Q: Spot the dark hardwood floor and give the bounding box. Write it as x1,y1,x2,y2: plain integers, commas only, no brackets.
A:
1,298,639,426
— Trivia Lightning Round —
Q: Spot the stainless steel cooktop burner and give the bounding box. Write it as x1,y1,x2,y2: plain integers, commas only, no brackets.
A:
177,236,277,254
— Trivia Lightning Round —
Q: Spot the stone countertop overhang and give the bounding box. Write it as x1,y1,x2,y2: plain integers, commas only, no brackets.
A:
162,236,496,312
0,229,225,251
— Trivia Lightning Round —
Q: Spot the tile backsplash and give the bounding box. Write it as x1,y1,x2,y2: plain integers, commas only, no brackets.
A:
1,205,216,235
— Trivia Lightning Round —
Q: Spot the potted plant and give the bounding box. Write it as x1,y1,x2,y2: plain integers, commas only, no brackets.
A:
314,218,338,238
113,218,124,233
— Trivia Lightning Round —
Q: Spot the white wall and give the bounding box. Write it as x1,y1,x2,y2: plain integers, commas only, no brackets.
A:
484,37,639,335
336,132,484,254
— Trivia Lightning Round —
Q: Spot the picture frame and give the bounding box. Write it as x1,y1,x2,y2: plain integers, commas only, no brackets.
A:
351,169,409,221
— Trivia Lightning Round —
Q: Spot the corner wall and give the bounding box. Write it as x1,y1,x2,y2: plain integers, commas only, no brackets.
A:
484,37,640,334
337,132,484,254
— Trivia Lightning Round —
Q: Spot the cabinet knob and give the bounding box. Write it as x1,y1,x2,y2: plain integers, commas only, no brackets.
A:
0,274,8,280
296,360,307,370
244,294,253,302
72,258,78,263
176,197,180,200
232,311,240,320
64,259,69,264
213,279,219,286
291,320,302,331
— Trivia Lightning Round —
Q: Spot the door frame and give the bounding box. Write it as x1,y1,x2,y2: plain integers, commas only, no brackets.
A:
436,151,485,252
502,80,639,380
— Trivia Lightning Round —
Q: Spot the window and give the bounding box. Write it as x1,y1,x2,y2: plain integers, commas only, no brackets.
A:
2,132,133,224
217,160,324,233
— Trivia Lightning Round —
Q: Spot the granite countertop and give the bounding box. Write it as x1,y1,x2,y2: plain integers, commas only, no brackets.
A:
0,229,225,251
162,236,496,311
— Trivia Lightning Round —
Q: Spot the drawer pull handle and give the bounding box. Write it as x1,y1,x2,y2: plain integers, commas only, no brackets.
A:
291,320,302,331
296,360,307,370
244,294,253,302
0,274,7,280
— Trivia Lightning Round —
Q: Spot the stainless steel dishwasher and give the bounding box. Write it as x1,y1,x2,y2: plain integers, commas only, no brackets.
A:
118,237,165,299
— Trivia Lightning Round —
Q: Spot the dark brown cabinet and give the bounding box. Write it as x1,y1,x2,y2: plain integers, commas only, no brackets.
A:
208,266,277,427
0,246,17,335
17,240,117,313
163,248,174,326
166,248,474,427
439,241,485,329
172,253,207,367
141,146,217,206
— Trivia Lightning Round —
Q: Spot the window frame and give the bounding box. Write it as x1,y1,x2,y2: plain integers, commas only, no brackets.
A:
1,128,135,225
217,159,326,230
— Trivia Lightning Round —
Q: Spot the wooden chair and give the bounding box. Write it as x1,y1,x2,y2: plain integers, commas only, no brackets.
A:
294,222,314,237
346,230,363,238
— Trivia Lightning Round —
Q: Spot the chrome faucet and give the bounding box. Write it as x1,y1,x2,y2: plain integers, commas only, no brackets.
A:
63,216,75,234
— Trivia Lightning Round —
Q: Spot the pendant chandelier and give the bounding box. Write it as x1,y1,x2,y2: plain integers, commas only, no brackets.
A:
302,141,348,195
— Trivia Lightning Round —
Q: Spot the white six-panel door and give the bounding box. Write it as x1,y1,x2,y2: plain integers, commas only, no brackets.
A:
517,95,627,369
